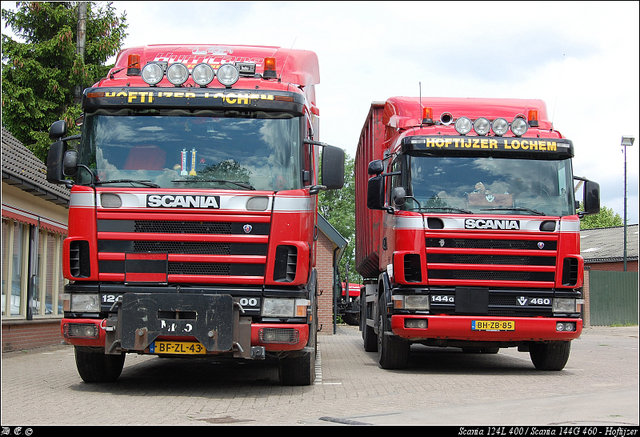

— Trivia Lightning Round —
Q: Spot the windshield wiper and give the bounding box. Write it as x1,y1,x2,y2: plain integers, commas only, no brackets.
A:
417,206,473,214
481,207,546,216
95,179,160,188
172,179,256,190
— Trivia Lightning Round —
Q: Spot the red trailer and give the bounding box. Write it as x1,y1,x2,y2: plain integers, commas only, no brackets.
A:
47,44,344,385
355,97,600,370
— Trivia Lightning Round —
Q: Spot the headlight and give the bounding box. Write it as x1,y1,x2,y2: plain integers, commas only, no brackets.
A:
455,117,472,135
192,63,215,87
262,298,309,317
262,298,294,317
473,117,491,136
553,298,577,313
492,118,509,136
70,294,101,312
166,63,189,86
141,63,164,86
511,116,528,136
392,295,430,310
217,64,240,87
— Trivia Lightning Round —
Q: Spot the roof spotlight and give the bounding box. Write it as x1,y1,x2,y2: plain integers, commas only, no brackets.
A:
455,117,472,135
141,63,164,86
511,116,529,137
217,64,240,87
473,117,491,136
492,118,509,136
192,63,215,87
166,63,190,86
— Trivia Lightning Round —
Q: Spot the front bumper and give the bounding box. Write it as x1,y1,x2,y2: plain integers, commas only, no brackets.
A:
391,314,582,342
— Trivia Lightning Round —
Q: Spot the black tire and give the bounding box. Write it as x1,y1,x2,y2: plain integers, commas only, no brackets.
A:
279,290,317,386
278,349,315,386
529,341,571,371
75,346,125,383
362,298,377,352
377,313,409,369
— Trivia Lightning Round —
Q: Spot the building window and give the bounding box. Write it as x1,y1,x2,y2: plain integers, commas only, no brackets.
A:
2,218,66,318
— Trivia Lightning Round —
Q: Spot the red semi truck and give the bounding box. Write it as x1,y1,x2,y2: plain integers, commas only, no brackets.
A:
46,44,344,385
355,97,600,370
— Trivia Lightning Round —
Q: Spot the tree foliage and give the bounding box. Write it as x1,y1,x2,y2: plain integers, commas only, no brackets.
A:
2,1,127,161
579,203,624,229
318,153,362,284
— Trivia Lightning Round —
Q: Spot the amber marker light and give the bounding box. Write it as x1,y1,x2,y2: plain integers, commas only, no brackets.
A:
264,57,277,79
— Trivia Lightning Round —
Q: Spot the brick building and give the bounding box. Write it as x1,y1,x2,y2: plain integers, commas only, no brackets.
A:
2,128,70,352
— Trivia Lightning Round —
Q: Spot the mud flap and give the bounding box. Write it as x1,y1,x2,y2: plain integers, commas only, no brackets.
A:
119,293,234,352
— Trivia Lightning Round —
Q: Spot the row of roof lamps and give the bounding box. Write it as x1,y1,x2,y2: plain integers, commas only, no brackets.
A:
422,107,539,137
125,54,277,87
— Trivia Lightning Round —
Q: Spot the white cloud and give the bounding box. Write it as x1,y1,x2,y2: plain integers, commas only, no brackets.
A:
3,1,638,223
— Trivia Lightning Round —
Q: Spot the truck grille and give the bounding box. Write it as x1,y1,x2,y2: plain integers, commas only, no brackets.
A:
97,218,269,283
425,235,558,286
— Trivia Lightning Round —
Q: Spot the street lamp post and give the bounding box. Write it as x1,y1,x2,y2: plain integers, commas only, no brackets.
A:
621,135,635,272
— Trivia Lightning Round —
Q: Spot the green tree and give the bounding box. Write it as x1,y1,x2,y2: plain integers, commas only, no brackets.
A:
2,1,127,161
579,203,623,229
318,153,362,284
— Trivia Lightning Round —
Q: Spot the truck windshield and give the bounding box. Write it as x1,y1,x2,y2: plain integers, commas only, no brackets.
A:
402,155,576,217
76,109,302,191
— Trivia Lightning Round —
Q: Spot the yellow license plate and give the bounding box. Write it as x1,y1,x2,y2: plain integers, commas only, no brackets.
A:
472,320,515,331
150,341,206,355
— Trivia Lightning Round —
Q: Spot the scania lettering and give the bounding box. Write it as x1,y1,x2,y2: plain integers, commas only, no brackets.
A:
47,44,344,385
355,97,600,370
465,219,520,230
146,194,220,208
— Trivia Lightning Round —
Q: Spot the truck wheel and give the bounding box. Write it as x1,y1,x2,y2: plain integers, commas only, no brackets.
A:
278,349,315,386
362,300,377,352
529,341,571,371
74,346,125,383
377,314,409,369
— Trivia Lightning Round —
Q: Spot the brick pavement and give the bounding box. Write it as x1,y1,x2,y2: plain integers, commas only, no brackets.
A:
1,324,638,426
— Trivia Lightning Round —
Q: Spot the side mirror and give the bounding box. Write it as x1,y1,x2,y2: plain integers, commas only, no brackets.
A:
367,175,385,210
63,150,79,177
49,120,67,141
583,180,600,215
321,145,345,190
392,186,406,206
368,160,384,175
46,139,66,184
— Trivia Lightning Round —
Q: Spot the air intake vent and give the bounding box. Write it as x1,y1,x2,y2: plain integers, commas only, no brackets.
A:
274,245,297,282
562,258,579,286
404,254,422,282
69,240,91,278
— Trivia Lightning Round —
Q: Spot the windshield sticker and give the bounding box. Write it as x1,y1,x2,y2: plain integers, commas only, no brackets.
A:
416,137,559,152
100,90,275,105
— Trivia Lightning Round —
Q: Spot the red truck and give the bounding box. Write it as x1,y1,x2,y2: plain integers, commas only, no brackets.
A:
46,44,344,385
355,97,600,370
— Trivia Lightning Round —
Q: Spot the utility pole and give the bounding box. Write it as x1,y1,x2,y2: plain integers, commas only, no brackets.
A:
74,2,87,104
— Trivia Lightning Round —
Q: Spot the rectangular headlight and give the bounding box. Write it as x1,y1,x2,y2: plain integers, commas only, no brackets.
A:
70,294,101,312
392,295,430,310
262,298,294,317
553,298,577,313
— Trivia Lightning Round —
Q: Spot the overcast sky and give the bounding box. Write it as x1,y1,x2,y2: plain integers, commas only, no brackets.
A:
4,1,639,224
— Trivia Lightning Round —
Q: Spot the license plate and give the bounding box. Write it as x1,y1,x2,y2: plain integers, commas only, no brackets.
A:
472,320,515,331
150,341,206,355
